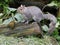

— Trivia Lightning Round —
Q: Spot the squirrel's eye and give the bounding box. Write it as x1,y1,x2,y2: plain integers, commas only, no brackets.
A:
20,9,22,10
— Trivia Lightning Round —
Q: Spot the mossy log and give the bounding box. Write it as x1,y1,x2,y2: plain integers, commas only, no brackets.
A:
0,22,42,37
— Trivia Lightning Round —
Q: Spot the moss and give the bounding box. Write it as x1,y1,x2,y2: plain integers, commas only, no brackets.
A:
0,35,59,45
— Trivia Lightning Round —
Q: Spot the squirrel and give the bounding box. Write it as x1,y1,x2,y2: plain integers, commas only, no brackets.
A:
17,5,57,35
17,5,44,23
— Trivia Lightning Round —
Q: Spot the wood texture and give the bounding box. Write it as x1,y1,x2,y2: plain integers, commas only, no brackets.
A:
0,22,42,37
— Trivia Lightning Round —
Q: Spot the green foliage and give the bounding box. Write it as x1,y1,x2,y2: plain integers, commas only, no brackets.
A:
0,0,60,45
47,1,60,7
0,0,13,4
42,25,49,31
0,35,59,45
0,0,13,13
0,7,26,25
52,17,60,41
14,13,25,22
41,17,60,43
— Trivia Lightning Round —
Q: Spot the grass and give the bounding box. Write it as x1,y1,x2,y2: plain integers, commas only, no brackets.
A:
0,35,59,45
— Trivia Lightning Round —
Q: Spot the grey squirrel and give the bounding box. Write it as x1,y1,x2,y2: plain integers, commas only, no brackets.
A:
17,5,57,35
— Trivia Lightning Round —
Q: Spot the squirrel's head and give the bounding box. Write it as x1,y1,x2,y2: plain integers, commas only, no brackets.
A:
17,5,26,14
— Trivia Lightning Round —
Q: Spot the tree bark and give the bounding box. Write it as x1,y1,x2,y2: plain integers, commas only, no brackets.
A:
0,22,42,37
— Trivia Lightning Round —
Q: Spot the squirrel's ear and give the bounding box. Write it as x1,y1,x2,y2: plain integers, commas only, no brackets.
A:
20,4,23,7
20,4,25,8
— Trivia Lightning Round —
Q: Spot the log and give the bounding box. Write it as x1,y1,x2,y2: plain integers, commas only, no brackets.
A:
0,22,42,37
